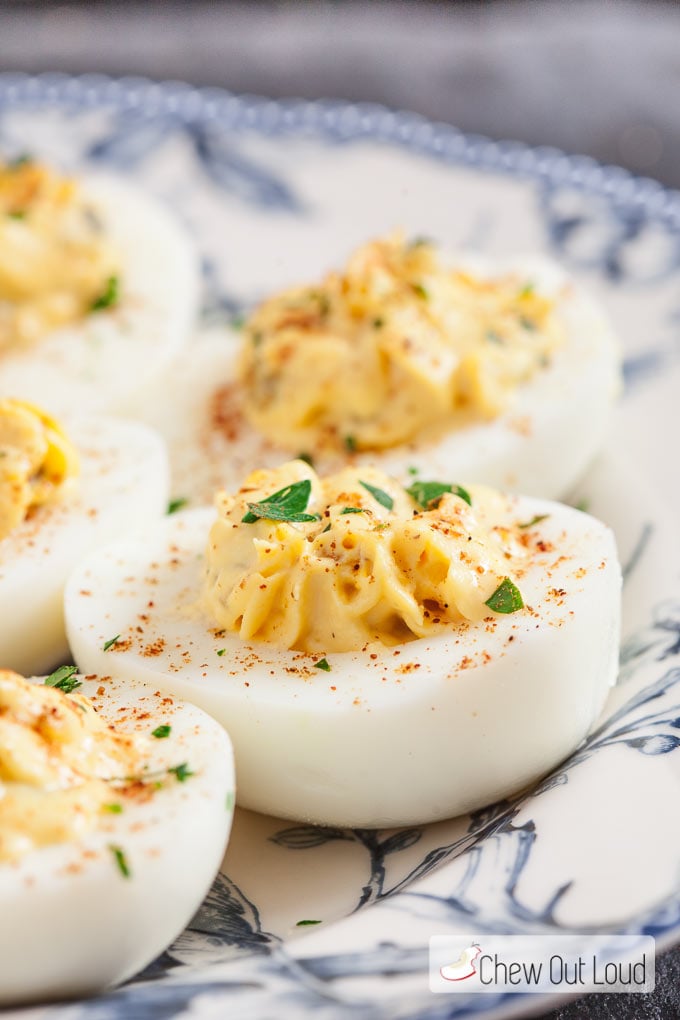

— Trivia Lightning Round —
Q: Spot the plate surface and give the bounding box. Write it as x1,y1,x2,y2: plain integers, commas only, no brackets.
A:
2,74,679,1020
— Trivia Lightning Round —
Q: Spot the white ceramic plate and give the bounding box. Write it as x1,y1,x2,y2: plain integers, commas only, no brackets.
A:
2,74,679,1020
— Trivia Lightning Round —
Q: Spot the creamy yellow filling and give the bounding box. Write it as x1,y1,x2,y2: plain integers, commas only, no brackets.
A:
0,671,143,862
0,399,79,541
0,159,120,349
240,235,564,452
204,461,527,653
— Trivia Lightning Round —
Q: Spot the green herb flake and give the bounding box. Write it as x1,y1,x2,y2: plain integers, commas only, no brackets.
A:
484,577,524,615
407,466,419,476
251,330,264,347
230,314,246,330
297,452,314,467
104,803,123,814
9,153,32,169
518,282,535,299
296,919,322,927
151,724,171,739
344,435,357,453
313,658,331,672
412,282,428,300
406,480,472,510
321,523,332,533
44,664,81,694
574,498,590,513
340,506,364,515
408,236,432,250
7,209,26,220
217,648,226,657
168,762,194,783
485,329,503,344
103,634,121,652
518,513,549,530
110,844,131,878
372,317,384,329
242,479,320,525
225,791,235,812
91,274,119,312
359,480,394,511
520,315,536,332
167,497,188,515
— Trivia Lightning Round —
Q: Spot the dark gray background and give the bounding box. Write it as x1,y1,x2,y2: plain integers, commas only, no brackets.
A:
1,1,678,1017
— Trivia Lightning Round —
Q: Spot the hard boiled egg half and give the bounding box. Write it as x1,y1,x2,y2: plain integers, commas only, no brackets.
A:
0,157,199,416
65,460,621,828
0,668,234,1006
130,235,620,506
0,399,168,675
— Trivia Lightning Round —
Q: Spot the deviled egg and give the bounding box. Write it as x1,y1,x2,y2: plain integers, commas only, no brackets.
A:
65,460,621,827
0,157,199,415
0,668,234,1005
130,235,620,505
0,398,168,674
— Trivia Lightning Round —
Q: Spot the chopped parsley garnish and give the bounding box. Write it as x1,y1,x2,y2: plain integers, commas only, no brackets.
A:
340,506,364,515
321,523,331,533
408,236,432,249
359,480,394,511
574,498,590,513
110,844,131,878
251,330,264,347
103,634,121,652
44,664,81,694
217,648,226,656
296,919,322,926
225,791,235,812
167,497,188,515
372,317,384,329
91,274,119,312
520,315,536,332
407,466,419,475
7,209,26,220
518,282,535,298
344,435,357,453
518,513,549,530
485,328,503,344
230,314,246,330
313,658,331,672
9,153,32,169
297,452,314,467
151,724,172,739
242,479,320,524
406,480,472,509
412,282,428,300
168,762,194,783
104,803,123,814
484,578,524,614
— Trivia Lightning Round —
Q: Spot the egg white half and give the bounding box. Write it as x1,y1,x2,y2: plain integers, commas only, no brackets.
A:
0,672,235,1006
0,416,168,675
65,500,621,828
0,174,199,416
129,255,620,506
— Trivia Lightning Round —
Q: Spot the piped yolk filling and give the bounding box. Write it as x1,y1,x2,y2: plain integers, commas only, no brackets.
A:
0,671,144,862
204,460,527,654
0,159,120,349
0,399,79,541
240,235,564,452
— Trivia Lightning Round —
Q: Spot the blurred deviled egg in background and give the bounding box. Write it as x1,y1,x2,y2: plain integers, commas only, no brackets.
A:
0,668,235,1006
0,156,199,414
130,235,621,507
0,398,168,675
